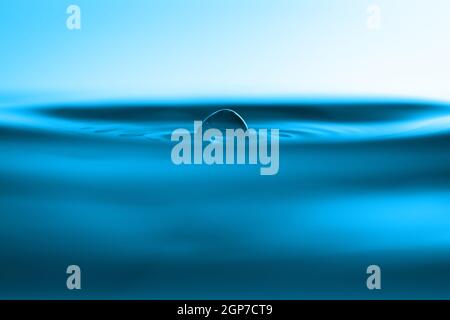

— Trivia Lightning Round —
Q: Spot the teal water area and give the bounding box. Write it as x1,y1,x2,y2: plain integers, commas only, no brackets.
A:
1,99,450,299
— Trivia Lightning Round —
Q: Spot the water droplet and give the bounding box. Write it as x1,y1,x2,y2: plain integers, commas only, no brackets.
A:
202,109,248,132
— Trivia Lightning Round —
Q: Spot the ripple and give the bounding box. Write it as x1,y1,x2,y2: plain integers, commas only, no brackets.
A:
1,99,449,143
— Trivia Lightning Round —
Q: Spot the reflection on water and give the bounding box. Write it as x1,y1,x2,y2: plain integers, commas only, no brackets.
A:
0,99,450,299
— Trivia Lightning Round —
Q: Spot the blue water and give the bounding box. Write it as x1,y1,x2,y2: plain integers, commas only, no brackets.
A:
1,98,450,299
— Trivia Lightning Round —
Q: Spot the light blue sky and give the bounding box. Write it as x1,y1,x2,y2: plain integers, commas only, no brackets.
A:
1,0,449,102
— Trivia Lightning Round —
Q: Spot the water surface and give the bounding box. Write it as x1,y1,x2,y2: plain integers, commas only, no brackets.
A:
1,99,450,299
